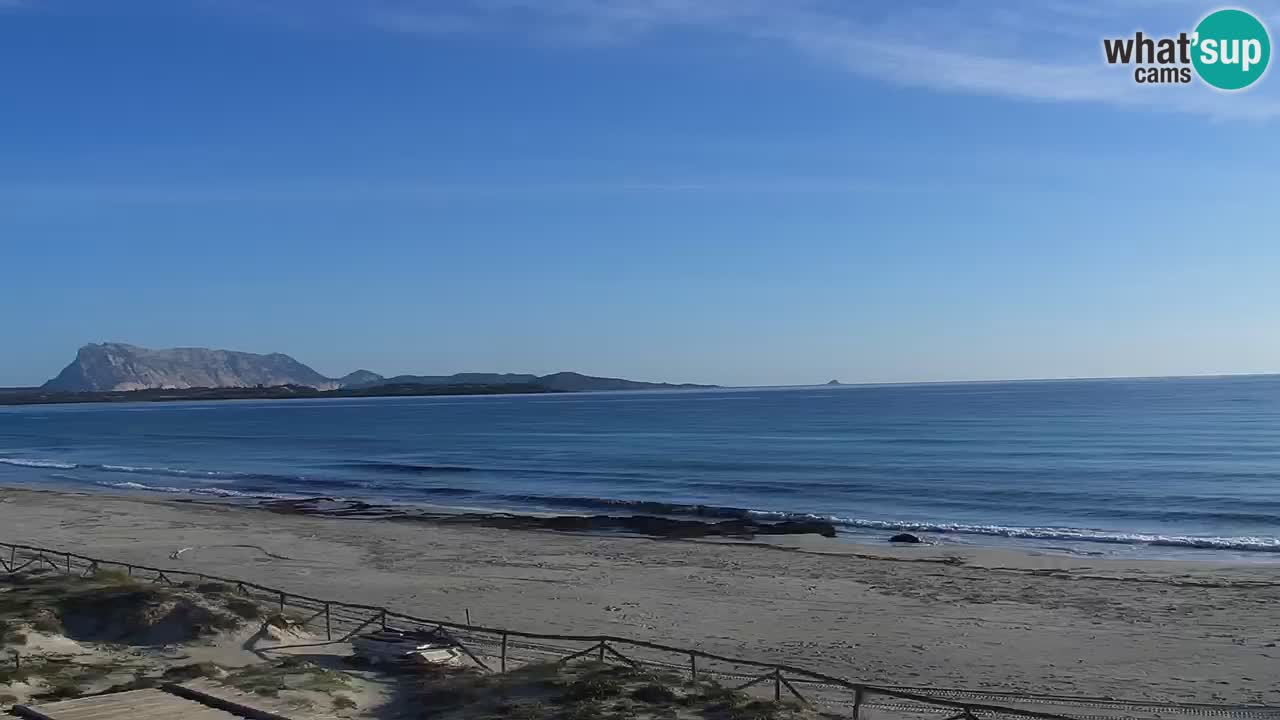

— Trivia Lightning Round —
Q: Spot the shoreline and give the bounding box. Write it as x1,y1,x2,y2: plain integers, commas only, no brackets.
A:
4,485,1280,703
8,469,1280,563
176,494,1280,564
13,482,1280,578
240,495,844,540
137,489,1280,572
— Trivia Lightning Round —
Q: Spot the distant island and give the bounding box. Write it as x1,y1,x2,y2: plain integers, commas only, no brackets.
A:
2,342,716,406
826,379,842,385
0,382,561,406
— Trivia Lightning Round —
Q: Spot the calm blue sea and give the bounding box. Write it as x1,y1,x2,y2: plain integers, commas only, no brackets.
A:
3,377,1280,560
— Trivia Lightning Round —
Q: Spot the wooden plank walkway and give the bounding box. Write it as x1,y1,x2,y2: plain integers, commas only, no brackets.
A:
11,688,247,720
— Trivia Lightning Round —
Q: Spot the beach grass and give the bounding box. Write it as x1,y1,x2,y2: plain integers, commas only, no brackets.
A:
412,661,810,720
224,657,351,698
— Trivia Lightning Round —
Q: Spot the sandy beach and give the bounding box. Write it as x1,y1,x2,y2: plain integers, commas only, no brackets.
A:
2,486,1278,706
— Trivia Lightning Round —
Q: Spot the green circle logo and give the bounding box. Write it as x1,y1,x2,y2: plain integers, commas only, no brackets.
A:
1192,9,1271,90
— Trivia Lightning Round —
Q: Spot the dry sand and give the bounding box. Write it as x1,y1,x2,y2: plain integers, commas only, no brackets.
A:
3,487,1278,706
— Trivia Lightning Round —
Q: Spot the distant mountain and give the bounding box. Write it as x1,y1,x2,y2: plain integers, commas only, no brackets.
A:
537,371,709,392
355,370,710,392
44,343,339,392
42,343,714,394
367,373,539,387
336,369,385,387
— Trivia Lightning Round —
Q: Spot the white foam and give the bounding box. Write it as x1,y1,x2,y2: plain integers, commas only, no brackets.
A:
97,464,245,482
745,511,1280,553
0,458,77,469
94,479,301,500
100,463,208,475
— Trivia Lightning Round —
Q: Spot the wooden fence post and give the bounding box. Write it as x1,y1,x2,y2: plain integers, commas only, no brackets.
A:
0,541,1074,720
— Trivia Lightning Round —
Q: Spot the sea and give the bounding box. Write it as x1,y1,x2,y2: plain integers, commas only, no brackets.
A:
3,376,1280,561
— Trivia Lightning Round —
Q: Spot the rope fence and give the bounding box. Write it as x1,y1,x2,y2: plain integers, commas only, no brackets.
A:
0,540,1238,720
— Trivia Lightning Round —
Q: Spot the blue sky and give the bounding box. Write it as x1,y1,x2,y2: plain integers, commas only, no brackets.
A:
3,0,1280,387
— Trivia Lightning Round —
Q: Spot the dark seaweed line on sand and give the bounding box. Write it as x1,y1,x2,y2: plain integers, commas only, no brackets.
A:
239,496,840,539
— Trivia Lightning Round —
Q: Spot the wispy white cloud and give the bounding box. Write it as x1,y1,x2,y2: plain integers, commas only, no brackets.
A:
13,1,1280,119
750,4,1280,121
355,0,1280,120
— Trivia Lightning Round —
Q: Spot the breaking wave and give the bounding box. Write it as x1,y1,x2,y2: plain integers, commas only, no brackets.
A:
6,454,1280,554
817,516,1280,553
2,457,305,484
329,461,475,474
93,480,303,500
0,458,77,469
487,495,1280,552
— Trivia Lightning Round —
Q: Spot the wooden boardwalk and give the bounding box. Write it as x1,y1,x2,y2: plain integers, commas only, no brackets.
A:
9,682,327,720
11,688,248,720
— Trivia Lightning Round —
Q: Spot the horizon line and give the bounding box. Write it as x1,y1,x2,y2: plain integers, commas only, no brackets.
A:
6,370,1278,394
724,371,1280,391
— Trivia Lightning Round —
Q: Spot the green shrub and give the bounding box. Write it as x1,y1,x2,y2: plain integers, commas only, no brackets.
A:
195,582,234,596
34,678,86,701
91,569,136,585
162,662,223,681
562,675,623,703
631,682,677,704
224,598,261,619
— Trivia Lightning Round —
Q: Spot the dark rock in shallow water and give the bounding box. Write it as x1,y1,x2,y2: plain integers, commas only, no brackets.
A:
482,514,838,539
761,520,838,538
544,515,595,532
252,498,837,539
889,533,922,543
